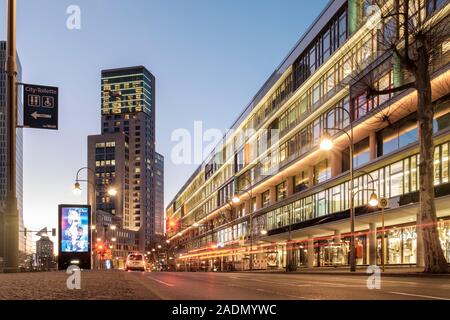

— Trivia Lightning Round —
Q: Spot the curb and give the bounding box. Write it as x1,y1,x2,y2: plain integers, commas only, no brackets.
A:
229,270,450,278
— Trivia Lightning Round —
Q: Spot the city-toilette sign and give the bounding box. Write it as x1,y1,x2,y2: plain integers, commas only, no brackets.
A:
23,83,58,130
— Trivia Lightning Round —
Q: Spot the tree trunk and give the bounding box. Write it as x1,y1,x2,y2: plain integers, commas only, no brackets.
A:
415,42,448,273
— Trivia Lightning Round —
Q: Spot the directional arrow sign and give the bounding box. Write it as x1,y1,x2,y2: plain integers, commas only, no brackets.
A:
23,83,58,130
31,111,52,120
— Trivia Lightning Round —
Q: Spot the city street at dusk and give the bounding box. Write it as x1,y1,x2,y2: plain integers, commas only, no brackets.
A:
1,0,450,315
1,270,450,300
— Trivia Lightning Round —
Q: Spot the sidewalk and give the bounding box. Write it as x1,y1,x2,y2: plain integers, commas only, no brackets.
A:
0,270,159,300
236,265,450,278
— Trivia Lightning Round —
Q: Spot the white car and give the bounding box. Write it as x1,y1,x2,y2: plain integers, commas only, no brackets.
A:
125,253,146,271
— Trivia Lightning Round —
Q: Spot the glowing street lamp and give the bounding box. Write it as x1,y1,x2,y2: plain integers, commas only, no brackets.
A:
107,187,118,196
369,193,379,207
319,133,334,151
73,182,82,195
231,195,241,204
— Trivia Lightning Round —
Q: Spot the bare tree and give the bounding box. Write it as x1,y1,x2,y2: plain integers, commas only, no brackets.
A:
360,0,450,273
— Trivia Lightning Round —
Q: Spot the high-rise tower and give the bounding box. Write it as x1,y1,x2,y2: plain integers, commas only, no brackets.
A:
88,66,163,253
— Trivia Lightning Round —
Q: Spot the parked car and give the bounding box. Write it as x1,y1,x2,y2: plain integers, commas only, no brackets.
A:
125,253,146,271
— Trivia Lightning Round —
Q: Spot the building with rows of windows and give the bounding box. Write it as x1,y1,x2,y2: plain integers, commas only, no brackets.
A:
0,41,27,268
88,66,164,268
166,0,450,271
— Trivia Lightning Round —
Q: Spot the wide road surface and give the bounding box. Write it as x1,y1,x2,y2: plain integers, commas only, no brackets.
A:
128,271,450,300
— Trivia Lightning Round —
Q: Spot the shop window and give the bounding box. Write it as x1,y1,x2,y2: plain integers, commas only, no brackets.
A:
294,171,309,193
251,197,256,213
315,191,327,217
342,138,370,171
354,137,370,168
338,10,347,45
276,182,287,201
314,159,331,184
300,127,311,154
389,161,404,197
279,142,288,163
427,0,446,15
376,114,418,157
312,82,321,107
353,93,374,120
261,190,270,208
300,93,309,116
234,148,245,173
433,101,450,134
323,30,331,60
434,142,450,185
312,118,321,146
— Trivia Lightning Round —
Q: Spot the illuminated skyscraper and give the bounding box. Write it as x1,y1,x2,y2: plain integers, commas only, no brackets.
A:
88,66,163,253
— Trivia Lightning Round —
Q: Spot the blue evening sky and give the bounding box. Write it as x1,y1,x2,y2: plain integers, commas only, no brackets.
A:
0,0,328,232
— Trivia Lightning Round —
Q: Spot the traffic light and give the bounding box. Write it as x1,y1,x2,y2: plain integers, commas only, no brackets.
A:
96,242,106,254
52,228,56,237
24,228,27,237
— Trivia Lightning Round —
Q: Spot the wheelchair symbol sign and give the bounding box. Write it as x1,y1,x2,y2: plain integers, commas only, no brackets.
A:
42,96,55,108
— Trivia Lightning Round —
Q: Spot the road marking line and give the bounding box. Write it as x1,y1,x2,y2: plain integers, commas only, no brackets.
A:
147,276,175,287
388,291,450,300
255,288,316,300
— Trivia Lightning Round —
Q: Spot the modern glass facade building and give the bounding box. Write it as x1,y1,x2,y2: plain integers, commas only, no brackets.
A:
88,66,164,254
167,0,450,271
155,152,165,238
0,41,25,261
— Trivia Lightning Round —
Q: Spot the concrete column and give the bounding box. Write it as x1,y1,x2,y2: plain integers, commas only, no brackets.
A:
255,193,262,211
369,223,377,265
330,152,342,178
334,230,341,244
308,166,315,187
307,237,315,268
286,241,297,271
369,131,377,160
286,176,295,197
269,186,277,205
244,199,251,215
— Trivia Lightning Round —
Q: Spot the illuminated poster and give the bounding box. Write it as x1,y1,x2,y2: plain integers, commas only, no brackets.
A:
61,206,89,253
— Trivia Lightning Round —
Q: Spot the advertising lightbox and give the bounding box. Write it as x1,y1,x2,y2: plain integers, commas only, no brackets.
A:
58,204,92,270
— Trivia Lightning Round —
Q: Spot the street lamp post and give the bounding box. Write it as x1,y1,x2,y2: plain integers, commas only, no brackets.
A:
3,0,19,273
321,111,380,272
73,166,117,269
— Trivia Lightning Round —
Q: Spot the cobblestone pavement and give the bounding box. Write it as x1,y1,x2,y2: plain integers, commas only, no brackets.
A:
0,270,159,300
2,270,450,300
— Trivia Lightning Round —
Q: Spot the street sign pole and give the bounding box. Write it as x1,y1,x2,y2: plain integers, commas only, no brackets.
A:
4,0,19,273
378,197,388,273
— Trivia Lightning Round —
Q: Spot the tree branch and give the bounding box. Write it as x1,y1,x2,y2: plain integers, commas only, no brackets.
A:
366,82,416,98
392,45,417,73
